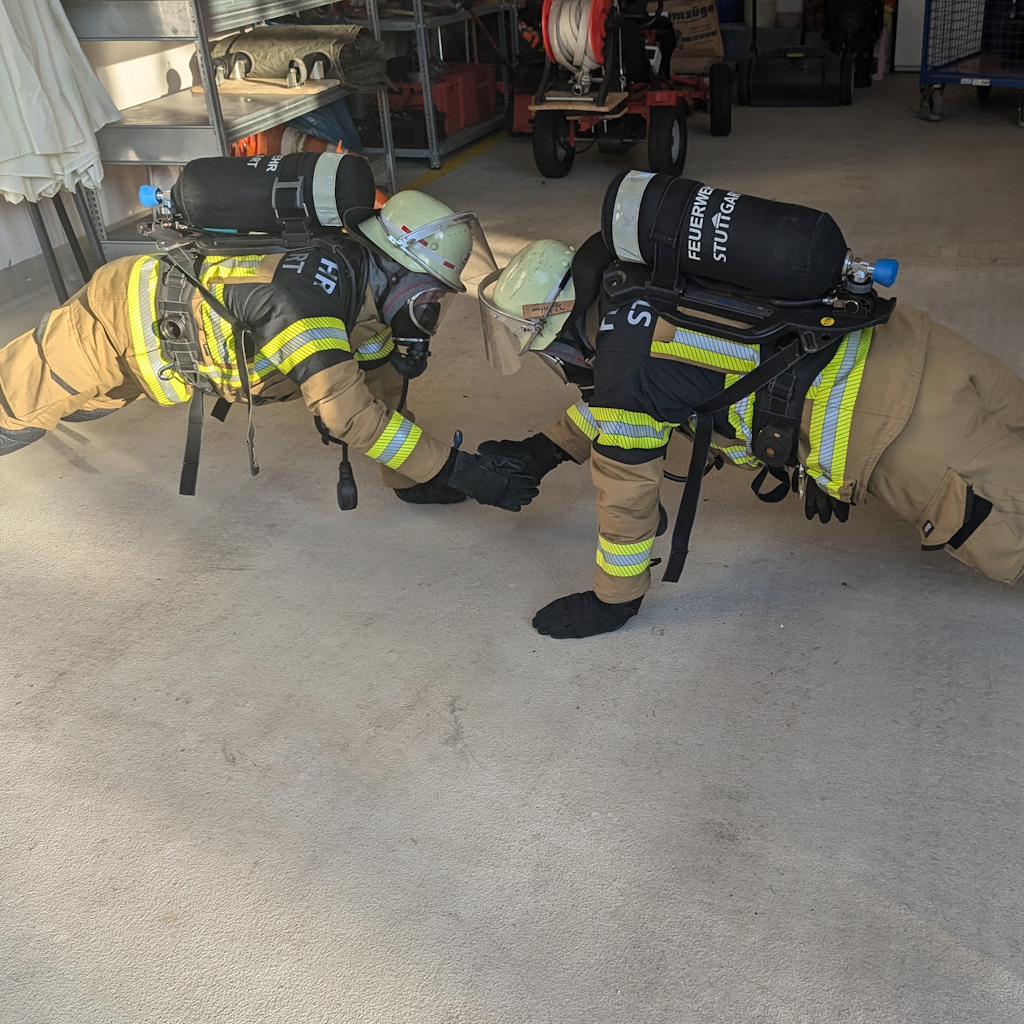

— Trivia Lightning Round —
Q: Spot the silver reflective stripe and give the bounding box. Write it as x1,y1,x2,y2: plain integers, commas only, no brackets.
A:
611,171,654,264
253,325,349,376
597,539,651,567
311,152,344,227
356,333,392,356
672,328,759,368
592,417,668,441
572,400,599,432
376,417,415,464
814,329,862,485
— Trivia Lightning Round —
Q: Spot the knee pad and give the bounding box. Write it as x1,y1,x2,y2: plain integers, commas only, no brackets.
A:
0,424,46,456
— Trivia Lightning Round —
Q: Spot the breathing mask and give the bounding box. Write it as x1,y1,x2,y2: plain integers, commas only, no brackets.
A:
379,268,454,379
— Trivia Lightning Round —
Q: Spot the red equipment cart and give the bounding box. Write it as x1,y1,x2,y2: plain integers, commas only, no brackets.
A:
521,0,731,178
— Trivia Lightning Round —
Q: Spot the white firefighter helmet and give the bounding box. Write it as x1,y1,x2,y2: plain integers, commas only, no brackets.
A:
477,239,576,375
349,190,494,292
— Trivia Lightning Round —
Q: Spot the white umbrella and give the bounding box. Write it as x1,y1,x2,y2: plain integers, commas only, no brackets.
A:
0,0,121,205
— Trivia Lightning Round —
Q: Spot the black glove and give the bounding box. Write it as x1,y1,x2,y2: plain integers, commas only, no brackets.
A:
532,591,643,639
804,477,850,524
448,449,540,511
476,433,574,485
394,448,467,505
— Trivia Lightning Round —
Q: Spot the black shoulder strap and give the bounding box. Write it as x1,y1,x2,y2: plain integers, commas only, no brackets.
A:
662,338,807,583
159,245,260,487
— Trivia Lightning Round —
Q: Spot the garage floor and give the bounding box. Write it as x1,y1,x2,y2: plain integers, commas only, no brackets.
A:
2,74,1023,1023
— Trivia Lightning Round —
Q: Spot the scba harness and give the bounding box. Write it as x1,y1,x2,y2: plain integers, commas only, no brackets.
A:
591,171,901,583
151,229,368,499
141,152,377,501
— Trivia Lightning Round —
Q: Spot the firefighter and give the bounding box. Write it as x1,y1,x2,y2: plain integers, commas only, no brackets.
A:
476,237,1024,638
0,190,536,512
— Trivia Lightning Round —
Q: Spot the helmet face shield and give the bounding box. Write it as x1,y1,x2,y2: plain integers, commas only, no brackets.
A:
478,268,573,375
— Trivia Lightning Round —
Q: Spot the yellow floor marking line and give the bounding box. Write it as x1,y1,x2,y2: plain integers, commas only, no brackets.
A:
402,130,506,191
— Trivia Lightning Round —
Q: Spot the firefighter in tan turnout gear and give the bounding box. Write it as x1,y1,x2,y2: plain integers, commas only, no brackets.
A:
475,176,1024,639
0,181,536,512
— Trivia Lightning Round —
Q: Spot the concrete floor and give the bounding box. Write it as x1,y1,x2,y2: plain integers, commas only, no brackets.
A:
2,74,1023,1022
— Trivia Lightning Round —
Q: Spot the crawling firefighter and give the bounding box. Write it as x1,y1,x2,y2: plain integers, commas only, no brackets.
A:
475,171,1024,638
0,154,535,513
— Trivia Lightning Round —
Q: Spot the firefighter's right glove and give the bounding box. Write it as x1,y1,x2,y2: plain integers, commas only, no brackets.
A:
448,449,539,512
532,591,643,639
804,477,850,525
476,433,574,485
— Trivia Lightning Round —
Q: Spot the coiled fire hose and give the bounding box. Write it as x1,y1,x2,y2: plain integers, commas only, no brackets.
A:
547,0,602,92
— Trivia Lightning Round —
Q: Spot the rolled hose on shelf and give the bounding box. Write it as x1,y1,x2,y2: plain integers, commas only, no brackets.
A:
211,25,389,92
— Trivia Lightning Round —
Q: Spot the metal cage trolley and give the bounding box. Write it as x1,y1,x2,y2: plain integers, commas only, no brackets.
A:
919,0,1024,125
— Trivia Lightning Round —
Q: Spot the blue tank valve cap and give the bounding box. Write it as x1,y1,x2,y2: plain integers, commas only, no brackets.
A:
873,259,898,287
139,185,162,208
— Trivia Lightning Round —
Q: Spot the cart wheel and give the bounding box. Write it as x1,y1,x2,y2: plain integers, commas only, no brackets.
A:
918,83,944,121
839,53,854,105
533,111,575,178
709,62,732,136
976,84,992,103
648,106,687,176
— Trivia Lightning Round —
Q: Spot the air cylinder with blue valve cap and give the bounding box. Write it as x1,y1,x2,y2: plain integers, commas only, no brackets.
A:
141,152,375,235
602,170,899,302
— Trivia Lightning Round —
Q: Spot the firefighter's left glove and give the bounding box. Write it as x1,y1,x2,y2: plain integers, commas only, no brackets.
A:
448,449,540,512
804,477,850,524
532,591,643,639
394,448,467,505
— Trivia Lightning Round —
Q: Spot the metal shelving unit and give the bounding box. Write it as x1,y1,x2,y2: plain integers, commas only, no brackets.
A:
356,0,518,168
63,0,398,256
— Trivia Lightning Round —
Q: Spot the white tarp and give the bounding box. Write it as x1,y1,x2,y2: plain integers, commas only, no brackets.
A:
0,0,121,204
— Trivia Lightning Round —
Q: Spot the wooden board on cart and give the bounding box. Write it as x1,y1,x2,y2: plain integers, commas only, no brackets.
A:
192,77,340,96
529,91,629,114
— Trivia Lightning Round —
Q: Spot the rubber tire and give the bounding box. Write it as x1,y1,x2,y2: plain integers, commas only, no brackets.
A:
709,61,732,136
977,84,992,103
532,110,575,178
647,105,687,176
839,53,854,105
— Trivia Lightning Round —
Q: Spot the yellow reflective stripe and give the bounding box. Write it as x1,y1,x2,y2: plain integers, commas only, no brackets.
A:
198,282,244,389
354,327,395,361
652,328,758,373
806,328,873,498
589,407,677,449
127,256,189,406
596,535,654,577
566,399,600,440
719,372,759,466
366,410,422,468
199,255,264,287
254,317,351,378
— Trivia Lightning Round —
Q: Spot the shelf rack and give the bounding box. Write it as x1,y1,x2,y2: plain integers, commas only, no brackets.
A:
354,0,519,168
63,0,399,257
